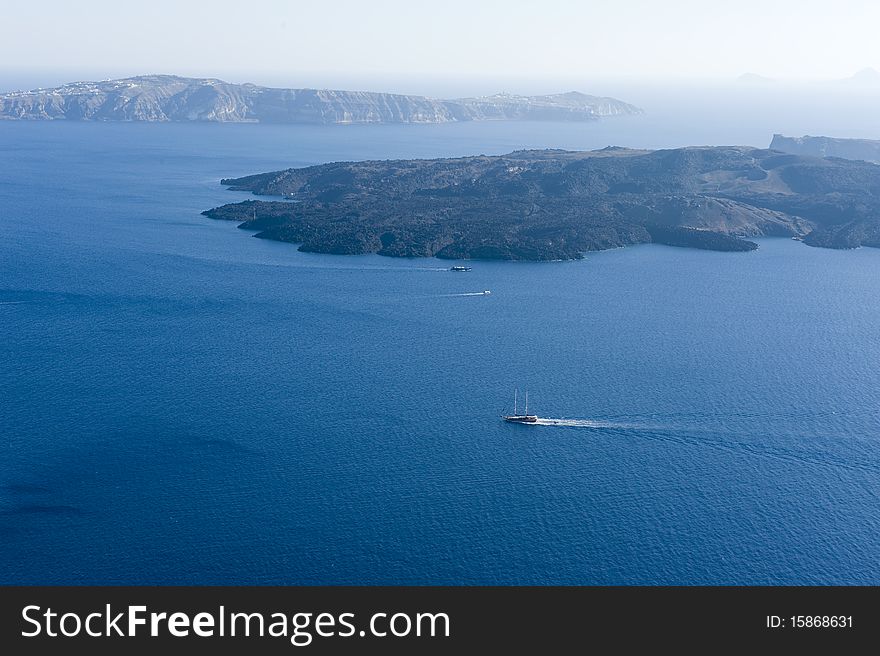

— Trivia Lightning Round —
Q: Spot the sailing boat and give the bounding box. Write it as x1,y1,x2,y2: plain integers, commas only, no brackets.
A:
503,389,538,423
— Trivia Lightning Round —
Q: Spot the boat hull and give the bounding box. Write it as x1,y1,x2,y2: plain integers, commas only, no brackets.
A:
504,415,538,424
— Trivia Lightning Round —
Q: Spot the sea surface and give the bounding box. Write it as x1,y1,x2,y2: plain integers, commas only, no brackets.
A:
1,118,879,584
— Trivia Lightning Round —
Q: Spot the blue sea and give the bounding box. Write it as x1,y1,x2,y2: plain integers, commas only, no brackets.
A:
1,117,879,585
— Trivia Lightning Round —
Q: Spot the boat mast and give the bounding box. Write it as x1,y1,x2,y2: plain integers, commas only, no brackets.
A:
514,389,518,415
525,391,529,415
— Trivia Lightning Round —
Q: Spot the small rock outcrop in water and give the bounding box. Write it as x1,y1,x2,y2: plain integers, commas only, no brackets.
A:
770,134,880,164
0,75,641,124
200,145,880,260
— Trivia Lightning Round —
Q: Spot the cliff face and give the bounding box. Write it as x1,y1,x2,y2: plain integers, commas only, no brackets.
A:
201,145,880,260
770,134,880,164
0,75,641,124
452,92,641,121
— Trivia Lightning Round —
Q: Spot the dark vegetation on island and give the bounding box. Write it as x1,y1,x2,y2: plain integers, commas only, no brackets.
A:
202,146,880,260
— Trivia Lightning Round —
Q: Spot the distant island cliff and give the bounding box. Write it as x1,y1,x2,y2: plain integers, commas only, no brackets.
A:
0,75,641,124
770,134,880,164
202,145,880,260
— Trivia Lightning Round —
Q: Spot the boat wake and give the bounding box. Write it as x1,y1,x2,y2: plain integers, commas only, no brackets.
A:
532,418,631,429
440,291,492,297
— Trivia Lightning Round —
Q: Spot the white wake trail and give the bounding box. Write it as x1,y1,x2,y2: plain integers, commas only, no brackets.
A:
532,418,632,429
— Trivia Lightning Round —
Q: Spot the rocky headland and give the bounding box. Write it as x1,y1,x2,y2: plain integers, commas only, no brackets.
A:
771,134,880,165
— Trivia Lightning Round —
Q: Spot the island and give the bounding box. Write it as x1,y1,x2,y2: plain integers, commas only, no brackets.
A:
0,75,641,124
770,134,880,165
201,145,880,260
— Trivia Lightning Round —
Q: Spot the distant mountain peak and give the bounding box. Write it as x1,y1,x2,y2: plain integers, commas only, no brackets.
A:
737,73,775,85
849,67,880,83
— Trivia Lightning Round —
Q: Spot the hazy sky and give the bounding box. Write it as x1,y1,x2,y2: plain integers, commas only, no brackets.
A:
2,0,878,83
